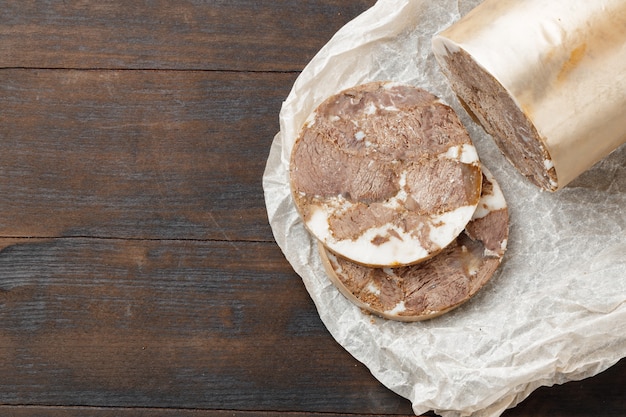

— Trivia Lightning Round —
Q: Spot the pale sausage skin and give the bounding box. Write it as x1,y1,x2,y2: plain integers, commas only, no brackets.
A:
290,81,482,267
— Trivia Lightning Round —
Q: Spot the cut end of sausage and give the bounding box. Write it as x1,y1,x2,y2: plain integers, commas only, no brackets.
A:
433,40,559,191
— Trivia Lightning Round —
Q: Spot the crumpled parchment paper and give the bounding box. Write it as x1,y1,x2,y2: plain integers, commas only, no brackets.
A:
262,1,626,416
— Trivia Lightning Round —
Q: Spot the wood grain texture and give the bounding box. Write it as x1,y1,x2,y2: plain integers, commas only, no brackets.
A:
0,0,376,71
0,68,292,241
0,409,420,417
0,237,412,413
504,358,626,417
0,1,623,416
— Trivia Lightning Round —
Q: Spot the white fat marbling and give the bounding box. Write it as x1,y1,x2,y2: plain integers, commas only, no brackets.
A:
367,282,381,296
305,163,481,265
428,205,477,247
386,301,407,315
472,167,507,220
442,144,479,164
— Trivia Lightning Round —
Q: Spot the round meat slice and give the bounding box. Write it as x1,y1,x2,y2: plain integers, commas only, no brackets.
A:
290,81,482,267
319,166,508,322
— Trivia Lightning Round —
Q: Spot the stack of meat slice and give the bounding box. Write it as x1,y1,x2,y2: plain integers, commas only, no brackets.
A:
289,81,509,321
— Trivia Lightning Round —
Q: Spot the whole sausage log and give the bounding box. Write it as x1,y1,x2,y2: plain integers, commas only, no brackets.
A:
432,0,626,191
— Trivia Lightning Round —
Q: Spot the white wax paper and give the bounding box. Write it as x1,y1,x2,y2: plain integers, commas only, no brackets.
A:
262,1,626,416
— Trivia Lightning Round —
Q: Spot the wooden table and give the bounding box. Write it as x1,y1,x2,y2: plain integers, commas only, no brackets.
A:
0,2,623,416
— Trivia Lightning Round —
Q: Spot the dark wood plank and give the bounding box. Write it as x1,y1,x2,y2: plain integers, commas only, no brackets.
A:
0,1,377,71
0,68,292,241
0,237,413,414
504,357,626,417
2,236,621,416
0,407,420,417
